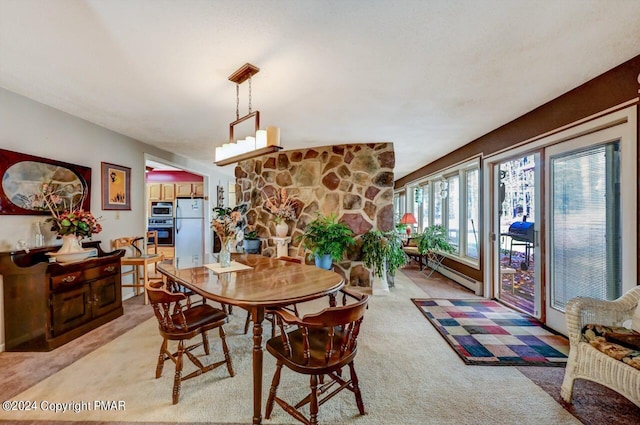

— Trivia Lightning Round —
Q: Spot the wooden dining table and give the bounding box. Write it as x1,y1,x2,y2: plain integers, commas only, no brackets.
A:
156,253,344,425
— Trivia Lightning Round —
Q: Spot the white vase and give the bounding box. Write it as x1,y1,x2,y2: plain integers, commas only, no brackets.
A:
57,234,84,254
371,262,390,296
275,222,288,238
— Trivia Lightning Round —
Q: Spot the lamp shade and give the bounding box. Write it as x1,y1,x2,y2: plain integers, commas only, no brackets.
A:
400,213,417,225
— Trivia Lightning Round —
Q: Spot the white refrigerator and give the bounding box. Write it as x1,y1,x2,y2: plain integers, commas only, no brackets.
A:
175,198,204,260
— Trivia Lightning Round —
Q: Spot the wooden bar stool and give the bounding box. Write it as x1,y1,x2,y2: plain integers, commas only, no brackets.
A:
112,235,163,304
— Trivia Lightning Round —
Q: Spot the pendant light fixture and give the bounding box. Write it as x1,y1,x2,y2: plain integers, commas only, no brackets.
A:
214,63,282,166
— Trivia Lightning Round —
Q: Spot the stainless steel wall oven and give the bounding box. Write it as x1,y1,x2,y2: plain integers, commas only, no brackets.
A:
148,218,174,246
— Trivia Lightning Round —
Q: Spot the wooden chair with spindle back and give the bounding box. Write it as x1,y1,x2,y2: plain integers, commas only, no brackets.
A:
265,288,369,425
146,280,235,404
111,235,163,304
243,255,302,336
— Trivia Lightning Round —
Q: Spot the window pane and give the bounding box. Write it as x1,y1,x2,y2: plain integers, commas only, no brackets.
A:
551,142,621,311
466,169,479,259
394,193,406,223
433,181,443,225
447,176,459,252
412,186,421,226
421,184,430,230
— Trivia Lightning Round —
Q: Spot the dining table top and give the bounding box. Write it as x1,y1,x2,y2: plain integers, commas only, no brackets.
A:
156,253,345,309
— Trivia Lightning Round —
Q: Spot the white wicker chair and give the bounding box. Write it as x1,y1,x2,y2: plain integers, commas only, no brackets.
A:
561,286,640,407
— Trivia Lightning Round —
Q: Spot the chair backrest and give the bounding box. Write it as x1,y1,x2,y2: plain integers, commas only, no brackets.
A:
111,236,143,257
275,289,369,362
146,283,189,333
146,230,158,255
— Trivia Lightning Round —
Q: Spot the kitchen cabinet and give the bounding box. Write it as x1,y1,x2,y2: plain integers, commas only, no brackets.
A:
0,241,124,351
148,183,175,201
175,182,204,198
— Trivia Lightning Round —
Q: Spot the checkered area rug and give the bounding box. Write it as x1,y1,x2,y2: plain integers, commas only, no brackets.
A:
412,298,569,366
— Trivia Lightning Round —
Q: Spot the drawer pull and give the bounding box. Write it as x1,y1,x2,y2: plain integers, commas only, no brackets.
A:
61,275,77,283
104,266,115,272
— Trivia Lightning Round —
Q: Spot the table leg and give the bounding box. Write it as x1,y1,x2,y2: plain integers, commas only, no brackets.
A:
251,306,265,425
142,261,149,305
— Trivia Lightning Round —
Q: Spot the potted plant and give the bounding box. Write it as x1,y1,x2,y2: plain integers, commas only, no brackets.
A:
415,224,455,255
242,225,261,254
298,213,355,269
361,230,408,294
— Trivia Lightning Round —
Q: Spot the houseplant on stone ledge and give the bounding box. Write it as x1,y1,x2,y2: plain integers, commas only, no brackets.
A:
298,213,355,270
361,229,408,295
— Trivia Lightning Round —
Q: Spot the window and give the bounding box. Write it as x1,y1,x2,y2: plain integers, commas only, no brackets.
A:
420,183,430,231
466,169,479,259
393,191,406,223
433,181,443,226
401,158,480,267
446,175,460,252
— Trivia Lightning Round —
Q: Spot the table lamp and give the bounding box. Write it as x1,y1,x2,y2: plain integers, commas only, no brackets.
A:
400,213,417,236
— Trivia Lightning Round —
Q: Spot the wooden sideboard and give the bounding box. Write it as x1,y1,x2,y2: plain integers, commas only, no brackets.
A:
0,241,125,351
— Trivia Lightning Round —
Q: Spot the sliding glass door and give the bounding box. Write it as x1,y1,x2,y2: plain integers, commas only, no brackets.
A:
545,132,624,333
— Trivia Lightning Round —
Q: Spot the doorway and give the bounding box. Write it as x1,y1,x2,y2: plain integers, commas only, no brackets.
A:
493,153,541,317
485,106,637,335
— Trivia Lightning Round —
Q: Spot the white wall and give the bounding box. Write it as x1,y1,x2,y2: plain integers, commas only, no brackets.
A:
0,87,233,350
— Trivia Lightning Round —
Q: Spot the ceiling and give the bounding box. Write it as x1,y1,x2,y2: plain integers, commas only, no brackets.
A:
1,1,639,180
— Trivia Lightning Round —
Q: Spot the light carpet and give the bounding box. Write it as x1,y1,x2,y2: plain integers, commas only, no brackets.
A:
1,273,580,424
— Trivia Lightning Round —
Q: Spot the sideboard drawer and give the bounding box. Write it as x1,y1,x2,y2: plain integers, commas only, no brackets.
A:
84,263,118,281
51,271,83,291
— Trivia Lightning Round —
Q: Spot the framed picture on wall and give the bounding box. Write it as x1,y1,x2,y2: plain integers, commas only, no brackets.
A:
101,162,131,210
0,148,91,215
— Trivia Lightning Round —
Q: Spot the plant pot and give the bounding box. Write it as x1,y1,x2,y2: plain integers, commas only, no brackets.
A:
243,238,261,254
57,234,84,254
372,262,390,296
314,253,333,270
46,234,94,263
275,222,288,238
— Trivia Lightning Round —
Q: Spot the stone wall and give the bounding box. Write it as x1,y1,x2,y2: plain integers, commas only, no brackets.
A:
235,143,395,287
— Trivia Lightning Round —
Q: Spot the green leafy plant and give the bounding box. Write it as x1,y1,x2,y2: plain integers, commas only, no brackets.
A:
395,222,407,232
298,213,355,262
361,230,408,278
415,224,455,254
243,225,259,240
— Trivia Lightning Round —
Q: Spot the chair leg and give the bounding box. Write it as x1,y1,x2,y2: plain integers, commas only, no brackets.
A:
219,326,235,377
349,361,366,415
172,341,185,405
244,311,251,334
265,361,283,419
156,337,168,379
270,315,276,338
309,374,319,425
202,331,210,355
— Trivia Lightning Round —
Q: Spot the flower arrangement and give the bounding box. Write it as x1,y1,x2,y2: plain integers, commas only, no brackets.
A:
263,188,298,224
40,182,102,238
211,204,248,245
